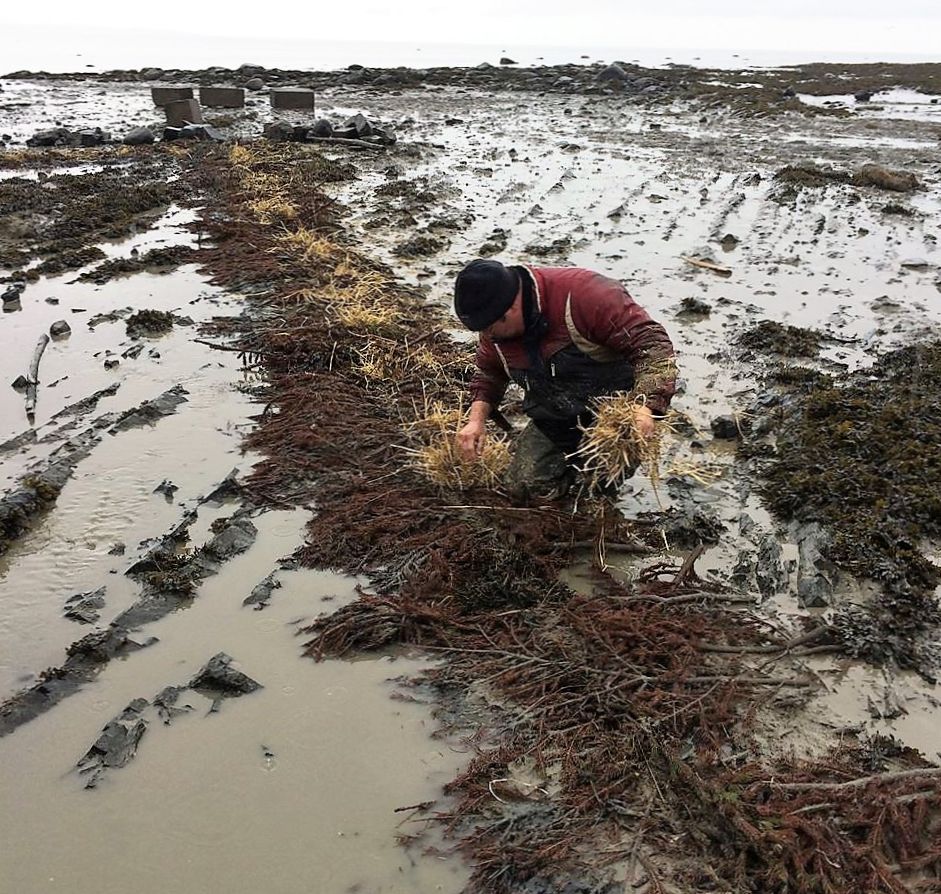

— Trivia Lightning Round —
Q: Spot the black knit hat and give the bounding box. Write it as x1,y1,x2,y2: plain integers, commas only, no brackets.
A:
453,260,519,331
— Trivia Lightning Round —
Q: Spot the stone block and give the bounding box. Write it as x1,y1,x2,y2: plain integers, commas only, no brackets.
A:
164,99,204,128
199,86,245,108
151,86,194,107
270,88,315,111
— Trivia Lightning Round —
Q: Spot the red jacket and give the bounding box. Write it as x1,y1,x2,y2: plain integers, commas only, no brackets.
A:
469,266,676,416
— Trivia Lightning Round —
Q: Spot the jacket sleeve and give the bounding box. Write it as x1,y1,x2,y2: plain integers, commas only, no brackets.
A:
469,336,510,407
570,274,677,415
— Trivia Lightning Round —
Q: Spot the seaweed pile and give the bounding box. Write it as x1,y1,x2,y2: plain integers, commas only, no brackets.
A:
177,141,941,892
751,342,941,676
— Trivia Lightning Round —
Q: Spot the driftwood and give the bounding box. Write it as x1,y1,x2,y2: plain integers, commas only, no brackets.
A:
682,256,732,276
25,334,50,420
307,136,386,152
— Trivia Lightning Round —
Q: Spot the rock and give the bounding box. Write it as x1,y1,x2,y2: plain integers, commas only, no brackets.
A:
26,127,73,147
795,523,837,608
64,586,107,624
677,297,711,317
720,233,740,249
243,572,281,608
244,76,264,91
310,118,333,138
263,121,295,142
49,320,72,338
710,415,740,439
3,284,24,303
164,98,204,128
500,57,517,65
781,86,796,98
123,126,156,145
108,542,126,556
190,652,262,697
341,113,372,138
45,297,59,304
164,124,223,142
103,359,120,370
75,128,110,147
371,124,397,146
755,535,788,598
597,63,628,82
553,76,575,88
153,479,178,501
140,67,164,80
901,258,930,269
854,89,873,102
77,698,148,787
11,375,28,391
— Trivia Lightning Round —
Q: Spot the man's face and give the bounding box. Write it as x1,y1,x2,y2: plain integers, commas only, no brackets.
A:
483,288,525,341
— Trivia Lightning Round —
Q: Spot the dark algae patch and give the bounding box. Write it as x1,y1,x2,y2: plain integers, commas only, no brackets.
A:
754,342,941,672
739,320,824,357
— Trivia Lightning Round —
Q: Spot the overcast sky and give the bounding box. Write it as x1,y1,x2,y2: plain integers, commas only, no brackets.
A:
3,0,941,54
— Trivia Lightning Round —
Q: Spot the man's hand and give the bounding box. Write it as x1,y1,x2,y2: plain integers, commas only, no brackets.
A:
457,399,493,462
632,403,656,439
457,420,487,462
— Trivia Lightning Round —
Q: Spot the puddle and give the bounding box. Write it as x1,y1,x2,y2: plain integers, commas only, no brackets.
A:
0,509,468,893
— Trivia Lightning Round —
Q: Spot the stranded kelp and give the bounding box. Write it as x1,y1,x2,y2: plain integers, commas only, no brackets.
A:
179,142,941,893
753,341,941,674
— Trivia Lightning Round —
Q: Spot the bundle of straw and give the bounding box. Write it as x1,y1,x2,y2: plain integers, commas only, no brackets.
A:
410,434,511,491
401,398,510,491
573,393,663,490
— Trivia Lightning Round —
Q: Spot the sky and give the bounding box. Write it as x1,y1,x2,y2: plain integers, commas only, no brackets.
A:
2,0,941,57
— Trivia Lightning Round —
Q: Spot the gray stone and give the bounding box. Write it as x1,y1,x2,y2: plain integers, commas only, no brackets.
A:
199,86,245,108
77,698,148,788
597,63,628,82
263,121,295,142
310,118,333,138
49,320,72,338
123,126,156,145
901,257,930,269
243,572,281,607
151,86,194,107
244,77,265,91
190,652,262,697
710,415,740,439
164,98,204,128
795,523,837,608
270,87,315,111
64,586,107,624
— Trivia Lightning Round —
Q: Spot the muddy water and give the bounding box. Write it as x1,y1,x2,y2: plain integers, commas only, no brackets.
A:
0,143,469,890
0,511,467,893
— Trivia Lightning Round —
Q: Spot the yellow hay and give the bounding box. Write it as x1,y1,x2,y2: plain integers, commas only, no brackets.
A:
355,341,444,379
573,393,665,489
402,399,465,440
341,307,403,337
228,144,257,167
249,196,298,224
407,433,510,491
664,460,724,486
274,227,340,263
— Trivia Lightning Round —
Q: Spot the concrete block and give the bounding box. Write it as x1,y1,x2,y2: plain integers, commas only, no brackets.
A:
200,86,245,108
151,86,194,107
165,99,204,128
270,88,315,111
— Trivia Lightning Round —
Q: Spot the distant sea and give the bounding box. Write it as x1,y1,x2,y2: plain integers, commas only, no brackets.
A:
4,24,941,75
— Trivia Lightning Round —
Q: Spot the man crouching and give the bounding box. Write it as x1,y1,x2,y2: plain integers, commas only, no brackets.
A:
454,259,677,500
